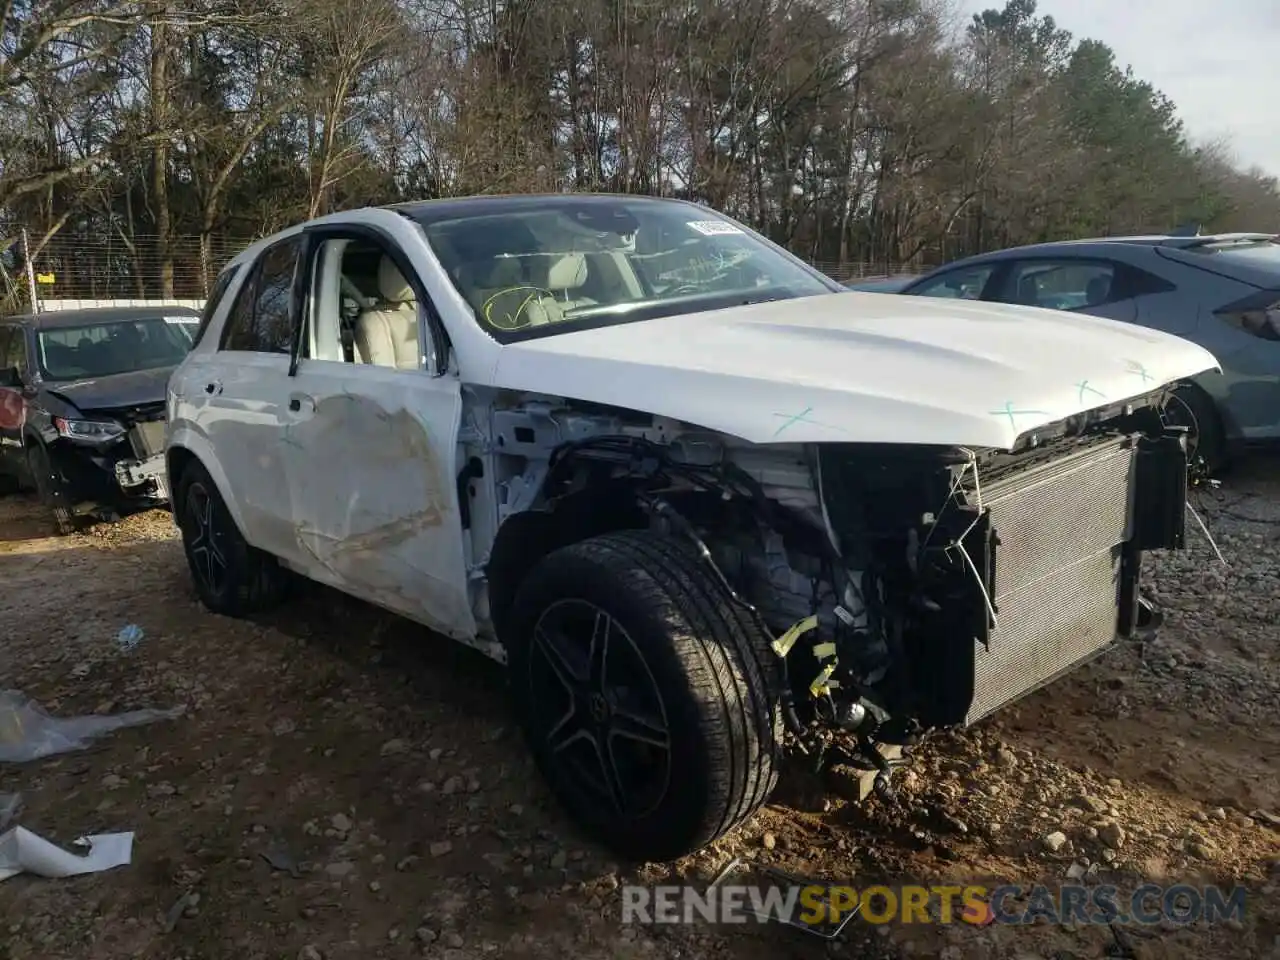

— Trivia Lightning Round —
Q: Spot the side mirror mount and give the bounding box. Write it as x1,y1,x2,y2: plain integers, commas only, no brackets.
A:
0,366,21,388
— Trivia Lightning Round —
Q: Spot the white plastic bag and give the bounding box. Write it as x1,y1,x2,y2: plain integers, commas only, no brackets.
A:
0,826,134,882
0,689,182,763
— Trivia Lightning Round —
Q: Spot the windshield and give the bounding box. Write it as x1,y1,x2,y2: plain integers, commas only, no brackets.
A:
409,197,840,341
38,316,196,380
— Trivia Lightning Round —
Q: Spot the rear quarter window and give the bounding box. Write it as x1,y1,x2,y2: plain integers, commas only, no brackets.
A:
192,266,242,348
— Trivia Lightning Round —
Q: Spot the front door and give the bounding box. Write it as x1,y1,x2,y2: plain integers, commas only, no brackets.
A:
277,227,473,641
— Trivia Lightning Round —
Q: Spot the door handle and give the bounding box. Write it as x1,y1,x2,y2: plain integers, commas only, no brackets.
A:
204,380,223,396
288,393,314,413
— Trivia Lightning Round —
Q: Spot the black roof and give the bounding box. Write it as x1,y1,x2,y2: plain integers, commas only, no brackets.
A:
2,305,201,331
390,193,700,225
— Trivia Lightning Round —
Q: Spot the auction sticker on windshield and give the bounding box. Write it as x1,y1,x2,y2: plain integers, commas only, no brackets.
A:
687,220,744,236
164,316,199,324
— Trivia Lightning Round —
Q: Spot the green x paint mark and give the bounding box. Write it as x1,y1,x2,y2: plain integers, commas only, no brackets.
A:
773,406,816,437
772,406,844,437
989,401,1050,430
1076,380,1106,404
1125,360,1155,383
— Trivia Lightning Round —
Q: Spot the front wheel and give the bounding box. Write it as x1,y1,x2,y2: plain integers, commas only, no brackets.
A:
506,530,782,862
26,443,76,535
176,460,286,617
1162,383,1225,476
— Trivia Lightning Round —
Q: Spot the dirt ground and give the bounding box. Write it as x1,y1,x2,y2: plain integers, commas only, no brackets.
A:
1,458,1278,960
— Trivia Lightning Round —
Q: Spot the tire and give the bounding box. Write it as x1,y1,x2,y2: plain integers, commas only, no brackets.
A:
176,459,286,617
1162,383,1225,475
506,530,782,862
26,443,76,536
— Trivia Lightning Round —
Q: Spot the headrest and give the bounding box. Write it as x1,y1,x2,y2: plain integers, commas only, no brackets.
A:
378,255,415,303
1085,275,1111,303
547,253,588,291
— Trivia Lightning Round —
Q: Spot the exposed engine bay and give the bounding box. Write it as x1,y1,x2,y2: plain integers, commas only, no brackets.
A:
465,386,1190,796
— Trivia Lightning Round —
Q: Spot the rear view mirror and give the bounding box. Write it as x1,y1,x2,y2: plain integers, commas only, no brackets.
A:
0,366,21,388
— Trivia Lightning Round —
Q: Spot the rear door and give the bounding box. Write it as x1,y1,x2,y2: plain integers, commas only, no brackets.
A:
986,258,1138,324
181,236,308,562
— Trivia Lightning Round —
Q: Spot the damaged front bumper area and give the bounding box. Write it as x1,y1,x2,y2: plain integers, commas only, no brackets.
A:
840,428,1187,731
55,409,171,506
112,414,170,503
782,413,1188,792
114,451,168,503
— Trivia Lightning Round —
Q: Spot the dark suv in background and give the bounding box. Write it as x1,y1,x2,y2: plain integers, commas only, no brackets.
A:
0,305,199,533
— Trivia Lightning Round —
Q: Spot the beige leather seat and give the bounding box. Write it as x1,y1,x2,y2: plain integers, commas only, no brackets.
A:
355,256,420,369
458,257,568,329
545,253,596,311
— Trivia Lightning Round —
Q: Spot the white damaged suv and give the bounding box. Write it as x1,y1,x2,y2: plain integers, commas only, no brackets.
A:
165,195,1218,862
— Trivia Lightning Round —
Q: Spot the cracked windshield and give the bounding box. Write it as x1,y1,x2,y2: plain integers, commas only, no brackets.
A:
420,199,837,337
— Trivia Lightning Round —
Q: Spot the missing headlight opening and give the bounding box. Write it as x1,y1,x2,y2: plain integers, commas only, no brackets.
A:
480,390,1189,802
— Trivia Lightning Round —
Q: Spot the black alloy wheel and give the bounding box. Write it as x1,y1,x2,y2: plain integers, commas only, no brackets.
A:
176,459,287,617
528,598,673,820
507,530,782,862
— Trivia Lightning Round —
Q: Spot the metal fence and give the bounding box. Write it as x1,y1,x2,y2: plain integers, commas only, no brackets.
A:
2,230,921,314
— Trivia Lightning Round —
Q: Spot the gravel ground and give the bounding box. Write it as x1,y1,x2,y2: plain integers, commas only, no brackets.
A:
1,457,1278,960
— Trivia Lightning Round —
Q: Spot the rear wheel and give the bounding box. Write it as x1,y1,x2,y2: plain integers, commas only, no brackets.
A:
176,460,286,616
1162,383,1225,476
26,443,76,536
506,530,782,862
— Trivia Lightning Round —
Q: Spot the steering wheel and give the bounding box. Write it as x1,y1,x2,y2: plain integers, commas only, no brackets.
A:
482,285,557,330
662,281,707,297
340,274,373,310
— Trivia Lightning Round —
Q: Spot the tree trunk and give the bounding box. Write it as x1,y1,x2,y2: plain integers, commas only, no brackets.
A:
150,3,175,298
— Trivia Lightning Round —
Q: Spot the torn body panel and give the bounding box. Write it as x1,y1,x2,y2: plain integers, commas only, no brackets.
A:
465,386,1187,750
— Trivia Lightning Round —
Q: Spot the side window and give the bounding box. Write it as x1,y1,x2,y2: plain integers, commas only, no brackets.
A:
909,265,995,300
193,266,241,349
1120,264,1176,297
0,326,25,371
221,237,302,354
994,260,1118,311
303,235,430,373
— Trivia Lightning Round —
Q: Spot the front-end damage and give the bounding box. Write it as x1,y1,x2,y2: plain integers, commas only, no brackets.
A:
470,385,1189,800
50,401,172,507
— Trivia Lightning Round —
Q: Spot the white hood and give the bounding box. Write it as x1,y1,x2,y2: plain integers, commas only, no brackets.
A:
490,292,1220,449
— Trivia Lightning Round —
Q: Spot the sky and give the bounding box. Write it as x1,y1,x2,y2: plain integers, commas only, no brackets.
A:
955,0,1280,176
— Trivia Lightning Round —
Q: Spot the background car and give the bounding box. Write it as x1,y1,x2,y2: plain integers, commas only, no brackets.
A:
894,232,1280,471
843,274,921,293
0,305,199,532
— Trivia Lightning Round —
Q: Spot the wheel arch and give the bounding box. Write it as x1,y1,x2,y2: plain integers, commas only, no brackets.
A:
1185,372,1240,444
164,435,251,535
20,426,62,483
485,484,649,643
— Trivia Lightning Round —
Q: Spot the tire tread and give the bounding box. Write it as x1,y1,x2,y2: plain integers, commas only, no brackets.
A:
511,529,781,860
